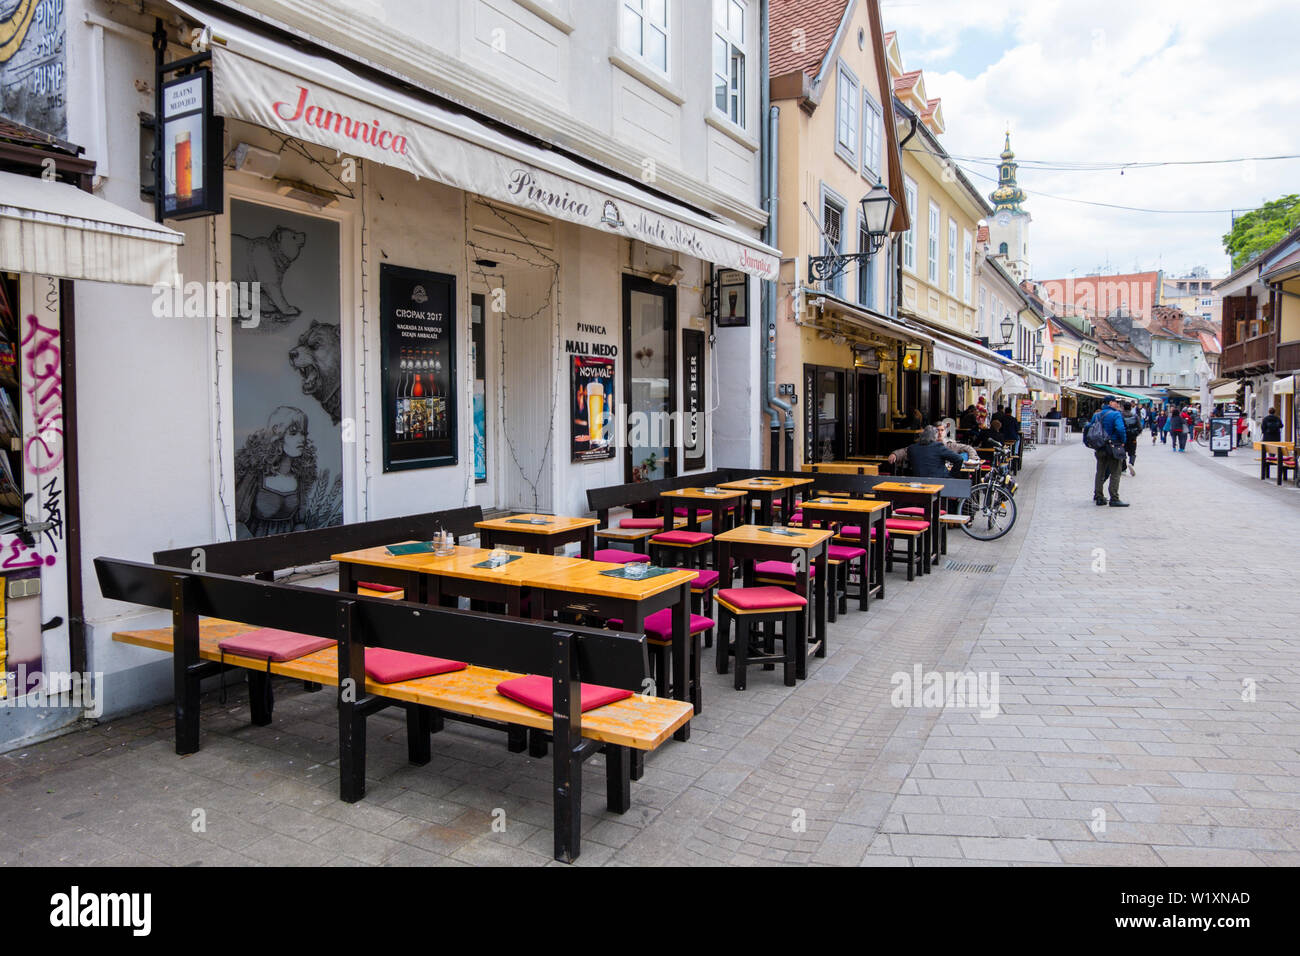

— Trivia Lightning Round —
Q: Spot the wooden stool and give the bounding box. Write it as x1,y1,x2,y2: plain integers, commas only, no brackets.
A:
883,518,930,580
826,544,867,617
714,587,807,690
677,568,721,646
648,530,713,568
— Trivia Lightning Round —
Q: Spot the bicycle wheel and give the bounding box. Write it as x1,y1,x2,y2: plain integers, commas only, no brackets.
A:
1195,427,1209,446
958,483,1017,541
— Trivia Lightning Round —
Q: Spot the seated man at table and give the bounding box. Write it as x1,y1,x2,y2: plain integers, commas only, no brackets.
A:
1045,407,1062,420
894,426,964,479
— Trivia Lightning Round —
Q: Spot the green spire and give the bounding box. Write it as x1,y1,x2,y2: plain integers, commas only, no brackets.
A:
990,130,1026,213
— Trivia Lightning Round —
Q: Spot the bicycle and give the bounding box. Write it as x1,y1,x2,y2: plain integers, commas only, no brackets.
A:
959,442,1018,541
1194,421,1209,446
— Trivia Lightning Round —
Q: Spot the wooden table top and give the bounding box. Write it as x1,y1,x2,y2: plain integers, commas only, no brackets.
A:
800,463,875,475
521,561,697,600
474,513,599,534
873,481,945,494
798,497,890,514
1261,441,1295,450
659,487,747,501
332,544,586,584
717,476,814,491
715,525,834,547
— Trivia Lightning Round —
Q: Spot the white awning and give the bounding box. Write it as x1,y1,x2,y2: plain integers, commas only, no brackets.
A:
931,342,1005,382
0,170,183,286
1211,380,1241,400
173,1,779,279
1273,376,1295,396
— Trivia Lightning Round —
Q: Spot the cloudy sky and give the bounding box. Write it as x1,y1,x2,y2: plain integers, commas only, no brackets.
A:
881,0,1300,281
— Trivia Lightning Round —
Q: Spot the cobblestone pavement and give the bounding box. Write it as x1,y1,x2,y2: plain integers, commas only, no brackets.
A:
1,440,1296,866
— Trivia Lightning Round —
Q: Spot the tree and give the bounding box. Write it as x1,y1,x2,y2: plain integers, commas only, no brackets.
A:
1223,195,1300,270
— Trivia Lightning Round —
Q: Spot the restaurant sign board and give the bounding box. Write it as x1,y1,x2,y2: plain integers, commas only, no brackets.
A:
682,329,706,468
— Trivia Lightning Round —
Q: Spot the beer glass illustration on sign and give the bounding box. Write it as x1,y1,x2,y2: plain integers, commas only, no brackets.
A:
587,381,605,446
174,130,193,203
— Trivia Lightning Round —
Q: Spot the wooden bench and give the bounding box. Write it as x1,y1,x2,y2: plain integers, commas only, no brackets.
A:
95,557,692,863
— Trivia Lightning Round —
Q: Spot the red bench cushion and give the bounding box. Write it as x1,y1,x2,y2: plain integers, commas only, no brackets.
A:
651,530,712,545
618,517,664,529
682,568,720,589
717,586,807,610
672,507,716,518
218,628,335,662
496,674,633,713
357,581,403,593
593,549,651,564
895,507,947,517
885,518,930,532
827,544,866,561
365,648,467,683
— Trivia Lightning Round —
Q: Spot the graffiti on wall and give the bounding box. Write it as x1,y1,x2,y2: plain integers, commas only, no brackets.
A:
0,0,66,139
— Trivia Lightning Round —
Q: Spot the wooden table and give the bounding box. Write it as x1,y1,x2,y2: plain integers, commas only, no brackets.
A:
524,561,698,740
475,513,598,559
717,476,813,525
332,544,585,616
659,487,745,532
1260,441,1296,485
713,525,831,679
871,481,945,570
796,497,890,610
800,462,877,476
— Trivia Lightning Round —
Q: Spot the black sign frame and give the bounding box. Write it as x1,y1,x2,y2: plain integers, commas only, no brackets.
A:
713,268,750,328
380,264,458,472
682,329,706,469
156,67,223,221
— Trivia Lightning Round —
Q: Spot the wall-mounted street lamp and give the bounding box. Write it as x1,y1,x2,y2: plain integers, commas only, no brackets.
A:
807,180,897,283
1000,314,1015,345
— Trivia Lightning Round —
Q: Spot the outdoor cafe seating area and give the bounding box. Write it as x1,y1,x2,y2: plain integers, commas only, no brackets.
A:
96,467,972,862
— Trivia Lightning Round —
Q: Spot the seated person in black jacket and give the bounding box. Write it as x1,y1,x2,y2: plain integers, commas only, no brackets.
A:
905,426,965,478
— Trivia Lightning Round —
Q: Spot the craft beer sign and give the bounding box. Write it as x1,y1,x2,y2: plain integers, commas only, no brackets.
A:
158,68,222,220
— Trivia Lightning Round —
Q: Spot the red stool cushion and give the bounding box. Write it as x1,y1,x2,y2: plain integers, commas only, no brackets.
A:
218,628,335,662
618,517,664,529
651,530,713,545
827,544,866,561
840,525,862,536
642,609,716,639
672,508,716,518
593,549,651,564
885,518,930,532
895,507,947,517
753,560,816,579
717,586,807,610
365,648,467,683
682,568,720,589
357,581,403,593
497,674,633,713
789,511,804,522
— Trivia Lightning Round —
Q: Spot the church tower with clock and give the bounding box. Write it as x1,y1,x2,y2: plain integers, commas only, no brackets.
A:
988,131,1031,282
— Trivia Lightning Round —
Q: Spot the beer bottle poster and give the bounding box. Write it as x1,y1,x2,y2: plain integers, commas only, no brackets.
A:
380,264,457,471
571,356,615,463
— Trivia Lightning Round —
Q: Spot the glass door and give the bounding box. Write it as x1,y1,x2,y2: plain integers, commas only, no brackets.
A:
623,275,677,482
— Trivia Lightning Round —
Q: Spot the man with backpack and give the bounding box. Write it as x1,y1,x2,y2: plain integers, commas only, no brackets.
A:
1085,397,1129,507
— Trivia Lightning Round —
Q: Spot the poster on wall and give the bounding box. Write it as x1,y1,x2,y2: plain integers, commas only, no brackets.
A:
231,200,344,538
0,0,66,139
570,355,615,463
471,293,487,483
380,264,457,471
682,329,705,469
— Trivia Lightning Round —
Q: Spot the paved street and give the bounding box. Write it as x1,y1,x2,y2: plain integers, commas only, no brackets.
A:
1,439,1297,867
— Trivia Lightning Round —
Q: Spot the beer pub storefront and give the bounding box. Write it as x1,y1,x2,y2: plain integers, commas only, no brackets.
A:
163,1,779,531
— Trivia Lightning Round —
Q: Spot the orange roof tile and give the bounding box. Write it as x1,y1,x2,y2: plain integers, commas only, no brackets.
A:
769,0,850,79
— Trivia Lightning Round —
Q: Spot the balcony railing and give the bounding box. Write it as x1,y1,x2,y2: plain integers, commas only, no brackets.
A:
1222,333,1273,373
1276,340,1300,374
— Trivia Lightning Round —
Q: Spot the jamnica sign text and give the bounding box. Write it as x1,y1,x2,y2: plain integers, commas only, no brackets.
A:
273,86,409,156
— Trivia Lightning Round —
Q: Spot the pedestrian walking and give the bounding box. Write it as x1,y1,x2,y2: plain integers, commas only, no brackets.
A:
1086,397,1129,507
1167,405,1188,452
1121,401,1142,476
1152,408,1165,444
1262,407,1284,442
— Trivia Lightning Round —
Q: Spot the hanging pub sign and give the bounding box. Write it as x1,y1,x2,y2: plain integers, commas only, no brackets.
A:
157,68,223,221
380,264,458,471
682,329,706,469
570,355,615,462
713,268,749,327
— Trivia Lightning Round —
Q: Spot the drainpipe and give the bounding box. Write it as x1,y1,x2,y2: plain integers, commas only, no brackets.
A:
760,0,791,468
